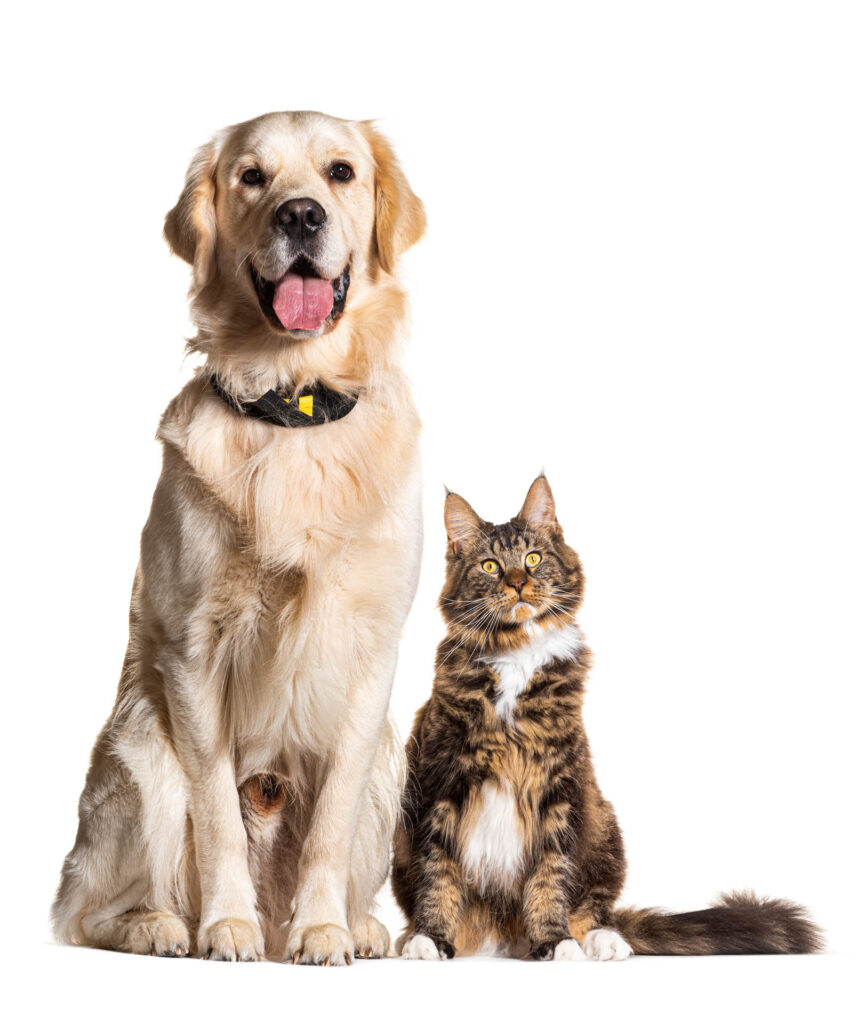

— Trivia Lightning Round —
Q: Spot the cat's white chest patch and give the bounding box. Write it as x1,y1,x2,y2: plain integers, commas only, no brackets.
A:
462,779,524,892
483,621,583,720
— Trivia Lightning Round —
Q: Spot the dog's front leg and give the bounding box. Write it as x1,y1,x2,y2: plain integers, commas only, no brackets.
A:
165,664,264,962
284,644,397,966
189,755,265,960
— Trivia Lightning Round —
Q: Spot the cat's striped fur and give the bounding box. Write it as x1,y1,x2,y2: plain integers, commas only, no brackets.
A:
392,477,821,959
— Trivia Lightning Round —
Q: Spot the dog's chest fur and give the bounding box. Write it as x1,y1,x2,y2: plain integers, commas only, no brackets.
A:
185,399,412,560
156,380,422,778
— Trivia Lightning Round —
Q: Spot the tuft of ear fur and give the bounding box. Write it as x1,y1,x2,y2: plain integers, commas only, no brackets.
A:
360,122,426,274
444,493,481,552
518,475,559,529
164,137,221,292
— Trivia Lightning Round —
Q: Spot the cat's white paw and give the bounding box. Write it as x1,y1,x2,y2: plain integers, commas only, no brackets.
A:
581,928,633,961
402,934,446,960
553,938,586,961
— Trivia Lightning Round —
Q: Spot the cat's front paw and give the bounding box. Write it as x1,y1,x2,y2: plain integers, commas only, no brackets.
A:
401,933,454,960
553,938,587,961
531,935,582,961
581,928,633,961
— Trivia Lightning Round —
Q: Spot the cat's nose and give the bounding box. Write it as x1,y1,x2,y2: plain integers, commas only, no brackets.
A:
504,569,527,594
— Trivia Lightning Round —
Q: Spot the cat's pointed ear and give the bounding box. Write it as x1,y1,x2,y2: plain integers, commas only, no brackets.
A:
518,475,559,529
444,492,481,551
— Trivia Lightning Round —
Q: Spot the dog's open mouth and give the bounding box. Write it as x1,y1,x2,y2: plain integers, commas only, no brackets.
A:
250,256,350,333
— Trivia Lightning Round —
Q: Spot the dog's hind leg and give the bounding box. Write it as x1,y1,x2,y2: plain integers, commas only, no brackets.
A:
346,717,405,959
53,708,193,955
239,774,299,959
86,896,190,957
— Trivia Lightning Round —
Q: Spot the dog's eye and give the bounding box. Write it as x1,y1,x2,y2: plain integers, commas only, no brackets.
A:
481,560,500,575
241,168,265,186
525,552,542,569
329,162,354,182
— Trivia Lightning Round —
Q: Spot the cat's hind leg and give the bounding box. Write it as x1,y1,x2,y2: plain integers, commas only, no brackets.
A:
568,907,633,961
580,927,633,961
568,807,631,961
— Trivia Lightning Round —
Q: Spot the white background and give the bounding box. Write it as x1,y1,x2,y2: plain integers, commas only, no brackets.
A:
2,1,863,1020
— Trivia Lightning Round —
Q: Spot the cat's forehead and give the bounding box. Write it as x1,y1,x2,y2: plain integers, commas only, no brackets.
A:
481,520,535,554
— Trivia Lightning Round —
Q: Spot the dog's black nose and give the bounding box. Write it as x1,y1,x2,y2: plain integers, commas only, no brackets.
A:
275,198,327,238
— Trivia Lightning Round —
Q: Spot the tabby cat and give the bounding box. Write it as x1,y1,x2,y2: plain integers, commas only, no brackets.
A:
392,476,820,960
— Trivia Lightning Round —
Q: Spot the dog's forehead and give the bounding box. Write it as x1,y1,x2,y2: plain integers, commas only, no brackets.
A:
220,111,372,172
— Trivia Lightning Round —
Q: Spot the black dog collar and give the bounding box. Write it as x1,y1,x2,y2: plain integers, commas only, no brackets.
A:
210,375,360,428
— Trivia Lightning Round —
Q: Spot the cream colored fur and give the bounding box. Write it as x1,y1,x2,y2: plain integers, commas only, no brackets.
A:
52,111,426,965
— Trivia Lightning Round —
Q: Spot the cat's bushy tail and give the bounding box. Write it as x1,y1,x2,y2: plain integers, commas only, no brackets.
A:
613,890,822,955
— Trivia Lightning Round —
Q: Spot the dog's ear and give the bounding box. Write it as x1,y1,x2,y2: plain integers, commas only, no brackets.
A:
360,122,426,274
164,136,221,291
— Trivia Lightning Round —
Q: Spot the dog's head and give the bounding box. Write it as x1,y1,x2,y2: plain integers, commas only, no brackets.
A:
164,111,425,340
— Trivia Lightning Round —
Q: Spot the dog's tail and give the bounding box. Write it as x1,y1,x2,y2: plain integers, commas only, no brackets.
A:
613,891,822,955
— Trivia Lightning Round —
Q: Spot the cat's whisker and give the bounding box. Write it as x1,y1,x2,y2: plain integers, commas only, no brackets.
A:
448,618,495,659
444,625,487,651
442,603,496,626
476,602,506,652
448,604,498,628
442,608,499,659
538,598,575,616
449,599,508,659
459,616,499,673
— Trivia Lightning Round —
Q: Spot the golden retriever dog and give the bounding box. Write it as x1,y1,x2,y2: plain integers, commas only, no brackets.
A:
52,111,426,965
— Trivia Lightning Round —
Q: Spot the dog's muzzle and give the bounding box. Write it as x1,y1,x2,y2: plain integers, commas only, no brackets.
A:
250,255,350,333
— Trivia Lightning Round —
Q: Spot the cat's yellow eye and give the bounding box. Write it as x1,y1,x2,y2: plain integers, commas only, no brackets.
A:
481,560,500,575
525,552,542,569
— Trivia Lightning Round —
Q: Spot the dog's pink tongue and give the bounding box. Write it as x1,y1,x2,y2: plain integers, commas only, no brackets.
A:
272,274,333,330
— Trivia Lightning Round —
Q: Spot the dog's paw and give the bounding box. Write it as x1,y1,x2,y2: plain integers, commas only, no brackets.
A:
581,929,633,961
353,915,391,959
286,923,354,966
401,933,452,960
123,912,190,957
198,918,264,961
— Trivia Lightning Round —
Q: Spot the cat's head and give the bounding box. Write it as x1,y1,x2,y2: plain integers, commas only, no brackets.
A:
439,476,584,646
